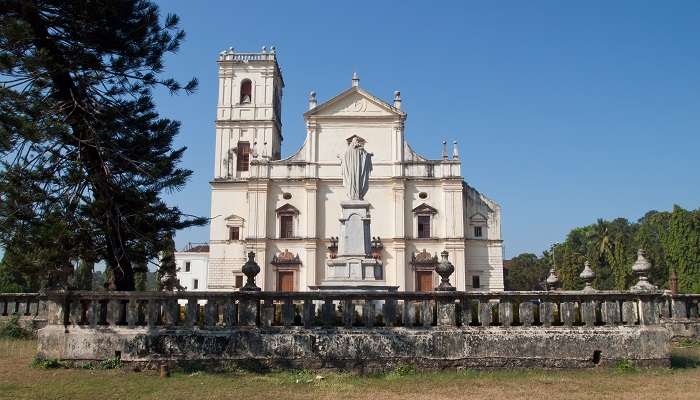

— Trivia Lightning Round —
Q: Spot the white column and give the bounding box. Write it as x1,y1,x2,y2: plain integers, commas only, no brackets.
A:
393,240,406,290
214,127,223,178
392,181,405,238
303,244,317,290
392,120,405,177
452,243,466,291
246,180,269,240
305,180,318,238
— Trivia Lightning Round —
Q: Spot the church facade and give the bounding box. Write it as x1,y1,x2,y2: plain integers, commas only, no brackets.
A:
176,48,504,292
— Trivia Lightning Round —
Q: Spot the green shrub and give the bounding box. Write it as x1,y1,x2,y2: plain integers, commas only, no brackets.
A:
30,357,64,369
677,338,700,348
391,363,417,376
289,368,314,384
99,357,123,370
0,315,31,339
614,359,638,372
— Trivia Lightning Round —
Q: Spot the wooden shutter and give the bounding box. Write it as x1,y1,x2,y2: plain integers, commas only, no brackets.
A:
416,271,433,292
278,271,294,292
237,142,250,171
280,215,293,238
417,216,431,238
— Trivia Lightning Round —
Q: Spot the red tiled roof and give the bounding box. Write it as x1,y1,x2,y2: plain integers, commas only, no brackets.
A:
184,244,209,253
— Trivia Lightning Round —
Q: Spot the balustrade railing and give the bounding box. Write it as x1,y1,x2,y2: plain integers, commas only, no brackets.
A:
0,293,45,318
658,294,700,321
219,53,276,62
41,290,672,330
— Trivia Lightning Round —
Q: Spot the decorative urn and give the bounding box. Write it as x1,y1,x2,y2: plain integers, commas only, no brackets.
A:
240,251,261,291
630,249,657,292
579,261,596,293
435,250,456,291
546,268,560,291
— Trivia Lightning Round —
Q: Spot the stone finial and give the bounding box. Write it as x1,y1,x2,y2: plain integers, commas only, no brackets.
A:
309,91,317,110
352,72,359,87
435,250,456,291
546,267,559,291
452,141,459,160
270,46,276,54
580,261,596,293
228,47,234,54
393,91,401,109
630,248,657,292
262,46,267,53
240,251,261,291
441,141,448,160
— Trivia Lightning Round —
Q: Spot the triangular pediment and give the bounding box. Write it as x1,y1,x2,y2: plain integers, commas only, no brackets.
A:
412,203,438,215
225,214,245,226
275,203,300,215
470,212,488,224
304,87,405,118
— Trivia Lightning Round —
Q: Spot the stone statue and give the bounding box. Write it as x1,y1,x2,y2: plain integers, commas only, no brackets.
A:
341,136,372,200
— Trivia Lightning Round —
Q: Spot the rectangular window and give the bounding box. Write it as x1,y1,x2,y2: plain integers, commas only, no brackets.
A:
474,226,483,238
193,279,199,290
229,226,240,241
472,275,481,289
417,215,431,238
280,215,294,238
237,142,250,172
185,262,191,272
234,275,244,289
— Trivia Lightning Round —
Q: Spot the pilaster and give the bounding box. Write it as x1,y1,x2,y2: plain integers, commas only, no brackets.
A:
441,179,464,239
303,242,317,290
392,239,406,290
392,180,406,239
246,179,269,240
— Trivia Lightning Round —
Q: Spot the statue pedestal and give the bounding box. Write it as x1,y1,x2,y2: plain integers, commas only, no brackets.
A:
337,200,371,256
315,200,391,291
325,256,383,282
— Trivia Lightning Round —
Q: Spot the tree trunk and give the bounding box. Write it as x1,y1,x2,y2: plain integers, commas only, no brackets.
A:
17,1,134,290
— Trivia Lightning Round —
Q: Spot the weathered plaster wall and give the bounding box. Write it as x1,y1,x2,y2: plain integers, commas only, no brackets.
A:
38,326,671,371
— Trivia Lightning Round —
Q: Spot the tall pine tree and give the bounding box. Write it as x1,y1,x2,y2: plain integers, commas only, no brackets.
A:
0,1,206,290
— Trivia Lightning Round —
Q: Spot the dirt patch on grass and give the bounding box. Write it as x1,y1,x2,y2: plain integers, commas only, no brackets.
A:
2,339,700,400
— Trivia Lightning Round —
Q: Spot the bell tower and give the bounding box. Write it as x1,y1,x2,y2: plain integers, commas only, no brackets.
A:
214,46,284,179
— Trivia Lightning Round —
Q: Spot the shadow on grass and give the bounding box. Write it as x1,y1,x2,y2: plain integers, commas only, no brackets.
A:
671,355,699,369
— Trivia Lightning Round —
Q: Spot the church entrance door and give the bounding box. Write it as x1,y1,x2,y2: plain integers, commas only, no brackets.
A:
416,271,433,292
277,271,294,292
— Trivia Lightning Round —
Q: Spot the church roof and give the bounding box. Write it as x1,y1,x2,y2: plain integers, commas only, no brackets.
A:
304,85,405,118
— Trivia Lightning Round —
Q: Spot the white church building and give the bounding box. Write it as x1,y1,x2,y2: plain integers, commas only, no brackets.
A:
175,47,504,292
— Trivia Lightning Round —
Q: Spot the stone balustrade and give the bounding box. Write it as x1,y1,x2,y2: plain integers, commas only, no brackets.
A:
0,293,45,318
0,293,48,333
42,290,666,330
658,294,700,338
219,52,276,62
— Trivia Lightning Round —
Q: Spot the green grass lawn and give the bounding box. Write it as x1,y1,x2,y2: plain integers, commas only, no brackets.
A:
1,339,699,400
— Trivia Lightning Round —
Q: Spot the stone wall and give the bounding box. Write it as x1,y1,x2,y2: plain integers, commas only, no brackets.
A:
35,290,682,370
38,325,670,371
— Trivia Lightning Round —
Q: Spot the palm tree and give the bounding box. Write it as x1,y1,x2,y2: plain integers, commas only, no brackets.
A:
589,219,612,261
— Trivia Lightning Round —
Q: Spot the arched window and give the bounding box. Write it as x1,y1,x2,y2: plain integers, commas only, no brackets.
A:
240,79,252,104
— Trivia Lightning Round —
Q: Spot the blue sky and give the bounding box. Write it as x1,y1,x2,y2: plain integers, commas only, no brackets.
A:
155,1,700,258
